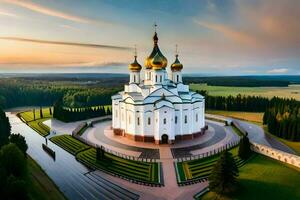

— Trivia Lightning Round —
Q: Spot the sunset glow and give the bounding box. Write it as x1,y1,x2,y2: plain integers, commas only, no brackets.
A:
0,0,299,74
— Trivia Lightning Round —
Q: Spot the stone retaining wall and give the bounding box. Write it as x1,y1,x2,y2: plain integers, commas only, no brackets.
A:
251,142,300,169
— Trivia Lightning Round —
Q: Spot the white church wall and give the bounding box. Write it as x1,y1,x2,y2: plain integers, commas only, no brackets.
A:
154,106,175,141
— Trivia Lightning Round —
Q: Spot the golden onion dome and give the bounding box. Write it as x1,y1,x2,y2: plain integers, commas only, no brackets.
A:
171,54,183,71
145,32,168,70
128,56,142,72
151,52,167,70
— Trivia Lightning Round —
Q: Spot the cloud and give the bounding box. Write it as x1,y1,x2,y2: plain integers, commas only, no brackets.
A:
0,10,18,18
59,24,80,31
2,0,99,24
194,20,258,47
267,68,288,74
0,60,127,68
0,37,132,50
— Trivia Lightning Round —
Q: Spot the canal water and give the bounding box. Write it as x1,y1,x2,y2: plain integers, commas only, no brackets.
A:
7,112,139,200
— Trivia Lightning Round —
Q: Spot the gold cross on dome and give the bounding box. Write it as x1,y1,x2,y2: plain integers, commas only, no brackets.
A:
134,44,137,57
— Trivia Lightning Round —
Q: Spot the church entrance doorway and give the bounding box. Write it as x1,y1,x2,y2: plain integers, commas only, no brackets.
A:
161,134,168,144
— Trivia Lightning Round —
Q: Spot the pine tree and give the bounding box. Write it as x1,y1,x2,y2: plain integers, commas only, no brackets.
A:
0,108,11,148
209,150,239,195
33,109,36,121
238,135,252,160
96,146,105,161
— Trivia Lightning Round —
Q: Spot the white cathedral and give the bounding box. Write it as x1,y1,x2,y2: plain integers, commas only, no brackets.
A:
112,30,205,144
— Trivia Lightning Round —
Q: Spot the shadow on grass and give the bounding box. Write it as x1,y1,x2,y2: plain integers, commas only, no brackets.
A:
233,178,298,200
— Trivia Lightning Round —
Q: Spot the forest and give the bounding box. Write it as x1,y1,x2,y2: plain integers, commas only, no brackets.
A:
0,78,121,109
196,90,270,112
1,75,295,109
263,99,300,141
198,90,300,141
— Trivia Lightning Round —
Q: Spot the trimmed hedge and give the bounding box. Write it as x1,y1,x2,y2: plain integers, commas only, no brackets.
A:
50,135,90,155
175,147,254,185
18,108,52,137
76,148,161,185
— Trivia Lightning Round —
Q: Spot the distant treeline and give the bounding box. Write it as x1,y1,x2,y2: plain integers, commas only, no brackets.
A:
53,102,112,122
0,76,293,109
263,99,300,141
184,76,290,87
0,78,121,108
196,90,270,112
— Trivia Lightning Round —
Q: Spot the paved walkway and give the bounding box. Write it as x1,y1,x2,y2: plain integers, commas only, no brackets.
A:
95,146,208,200
206,114,296,154
84,121,160,159
44,116,108,138
234,119,296,154
190,124,239,155
82,120,237,161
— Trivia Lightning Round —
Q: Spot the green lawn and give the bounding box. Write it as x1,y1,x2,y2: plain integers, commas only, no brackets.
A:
76,148,161,185
18,108,53,137
19,108,53,122
175,147,249,184
27,156,66,200
201,155,300,200
190,83,300,100
50,135,90,155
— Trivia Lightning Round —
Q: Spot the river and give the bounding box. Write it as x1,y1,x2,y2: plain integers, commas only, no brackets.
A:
7,112,139,200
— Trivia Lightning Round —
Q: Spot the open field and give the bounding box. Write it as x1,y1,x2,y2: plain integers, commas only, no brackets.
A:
76,148,161,185
18,108,52,137
50,135,90,155
190,84,300,100
28,156,66,200
175,147,249,184
201,155,300,200
206,110,263,124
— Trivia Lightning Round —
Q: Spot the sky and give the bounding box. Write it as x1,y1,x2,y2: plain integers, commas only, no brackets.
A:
0,0,299,75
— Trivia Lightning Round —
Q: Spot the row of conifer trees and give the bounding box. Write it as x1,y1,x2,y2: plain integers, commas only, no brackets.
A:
263,98,300,141
53,101,111,122
197,90,300,141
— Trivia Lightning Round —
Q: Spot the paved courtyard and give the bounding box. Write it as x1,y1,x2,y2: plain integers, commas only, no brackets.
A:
40,114,296,200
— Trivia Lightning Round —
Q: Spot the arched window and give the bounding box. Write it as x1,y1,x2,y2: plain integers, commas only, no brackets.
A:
175,116,178,124
160,75,162,82
177,75,179,82
155,75,158,82
133,75,136,82
184,115,187,124
137,117,140,125
196,114,198,122
163,118,166,124
148,117,151,125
